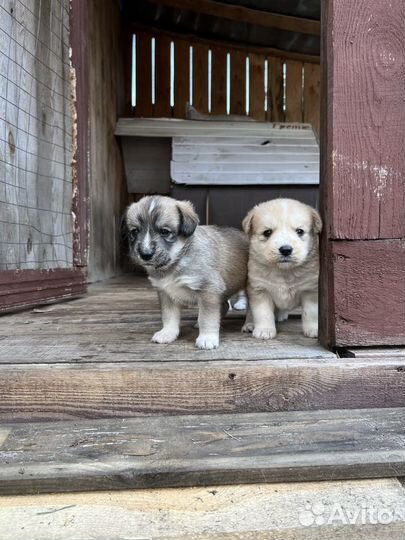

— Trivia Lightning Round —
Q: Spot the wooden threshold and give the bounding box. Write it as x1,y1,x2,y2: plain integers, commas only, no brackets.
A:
1,408,405,495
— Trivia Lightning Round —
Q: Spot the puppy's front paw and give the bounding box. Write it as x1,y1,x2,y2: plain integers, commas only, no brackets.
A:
303,324,318,338
152,328,179,344
242,321,254,333
253,327,277,340
196,333,219,350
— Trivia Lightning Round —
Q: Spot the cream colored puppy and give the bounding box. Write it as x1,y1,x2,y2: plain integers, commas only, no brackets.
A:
243,198,322,339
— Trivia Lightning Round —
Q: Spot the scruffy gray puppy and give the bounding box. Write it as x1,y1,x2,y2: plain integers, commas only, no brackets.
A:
125,195,248,350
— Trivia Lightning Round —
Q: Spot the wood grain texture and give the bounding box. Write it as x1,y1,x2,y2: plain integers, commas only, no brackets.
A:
154,35,172,117
332,240,405,346
0,0,74,271
2,355,405,422
146,0,321,36
248,53,266,120
303,62,320,137
322,0,405,240
174,39,189,118
268,57,284,122
211,47,227,115
87,0,128,282
230,51,246,116
135,31,153,117
286,61,303,123
2,480,405,540
193,44,209,114
1,408,405,494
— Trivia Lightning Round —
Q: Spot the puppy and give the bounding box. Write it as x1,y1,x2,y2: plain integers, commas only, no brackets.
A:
242,198,322,339
125,195,248,349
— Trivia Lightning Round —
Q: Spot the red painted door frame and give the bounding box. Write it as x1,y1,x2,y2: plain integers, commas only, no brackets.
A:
319,0,405,347
0,0,89,313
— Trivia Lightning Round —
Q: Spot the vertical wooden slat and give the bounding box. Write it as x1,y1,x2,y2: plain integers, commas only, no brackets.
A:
268,57,284,122
193,44,209,114
285,60,303,123
230,51,246,116
123,27,134,115
303,63,320,136
174,39,189,118
248,53,265,121
211,47,227,115
135,32,153,117
154,35,172,117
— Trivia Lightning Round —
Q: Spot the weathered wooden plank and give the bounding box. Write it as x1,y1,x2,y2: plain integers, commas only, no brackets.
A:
171,162,319,174
248,53,266,120
193,44,209,114
115,117,315,136
321,0,405,240
268,57,284,122
285,60,303,122
135,31,153,117
146,0,321,36
171,172,319,185
303,62,320,137
2,480,405,540
154,35,172,117
230,51,246,116
1,356,405,422
1,408,405,494
173,152,319,162
331,240,405,346
173,39,189,118
211,47,227,115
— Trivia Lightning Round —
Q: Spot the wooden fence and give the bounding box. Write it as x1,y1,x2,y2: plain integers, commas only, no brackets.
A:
126,30,320,133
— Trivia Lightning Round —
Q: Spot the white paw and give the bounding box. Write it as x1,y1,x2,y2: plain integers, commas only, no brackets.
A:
152,328,179,344
303,324,318,338
242,321,254,333
253,327,277,340
276,309,289,323
195,333,219,350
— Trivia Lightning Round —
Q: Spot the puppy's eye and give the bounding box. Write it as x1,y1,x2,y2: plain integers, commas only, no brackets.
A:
296,228,305,237
263,229,273,238
128,228,138,240
160,228,172,238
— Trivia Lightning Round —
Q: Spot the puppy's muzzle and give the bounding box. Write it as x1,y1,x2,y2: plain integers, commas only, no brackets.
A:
279,245,293,257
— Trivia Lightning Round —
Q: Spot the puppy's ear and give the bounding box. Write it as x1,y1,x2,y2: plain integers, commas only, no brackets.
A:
176,200,199,237
242,209,255,235
312,208,323,234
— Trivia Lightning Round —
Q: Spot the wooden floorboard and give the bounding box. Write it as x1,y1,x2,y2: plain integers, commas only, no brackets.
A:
1,479,405,539
1,408,405,495
0,275,334,363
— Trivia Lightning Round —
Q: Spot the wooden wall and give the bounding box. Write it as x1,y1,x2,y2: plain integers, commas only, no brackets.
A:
0,0,74,271
128,30,320,134
87,0,128,282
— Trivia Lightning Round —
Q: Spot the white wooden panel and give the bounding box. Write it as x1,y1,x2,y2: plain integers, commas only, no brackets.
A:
172,162,319,174
172,172,319,185
171,128,319,185
173,152,319,163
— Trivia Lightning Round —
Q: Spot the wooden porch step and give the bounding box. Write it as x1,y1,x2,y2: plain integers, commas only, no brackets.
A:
1,408,405,496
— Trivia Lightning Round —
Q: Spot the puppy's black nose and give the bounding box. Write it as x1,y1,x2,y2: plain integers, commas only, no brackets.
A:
279,245,293,257
139,250,154,261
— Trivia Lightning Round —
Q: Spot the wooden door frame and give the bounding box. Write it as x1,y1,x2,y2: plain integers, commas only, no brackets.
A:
319,0,405,348
0,0,89,313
